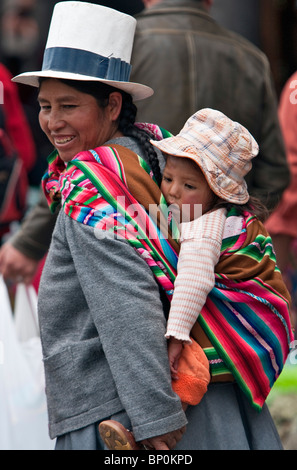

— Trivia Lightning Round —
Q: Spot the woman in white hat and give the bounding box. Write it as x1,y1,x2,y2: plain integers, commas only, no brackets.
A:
10,1,188,450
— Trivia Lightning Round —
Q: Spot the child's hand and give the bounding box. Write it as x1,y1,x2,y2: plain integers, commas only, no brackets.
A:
168,338,184,380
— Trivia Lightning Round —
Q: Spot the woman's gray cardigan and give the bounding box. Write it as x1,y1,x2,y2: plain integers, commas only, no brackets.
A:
37,137,187,440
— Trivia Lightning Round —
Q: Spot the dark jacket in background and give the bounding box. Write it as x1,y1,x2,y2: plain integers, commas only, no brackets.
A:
131,0,289,210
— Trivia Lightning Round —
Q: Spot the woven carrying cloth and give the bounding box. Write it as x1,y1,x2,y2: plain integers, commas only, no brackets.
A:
43,124,179,299
42,131,293,411
193,207,293,409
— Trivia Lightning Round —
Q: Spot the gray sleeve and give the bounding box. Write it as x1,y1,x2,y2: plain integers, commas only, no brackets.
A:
66,217,187,441
10,189,58,260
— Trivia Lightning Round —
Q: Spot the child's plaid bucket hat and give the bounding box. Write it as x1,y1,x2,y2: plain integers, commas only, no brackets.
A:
151,108,259,204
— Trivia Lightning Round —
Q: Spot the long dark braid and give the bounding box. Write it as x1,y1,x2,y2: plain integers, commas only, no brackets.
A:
43,78,163,185
118,93,163,185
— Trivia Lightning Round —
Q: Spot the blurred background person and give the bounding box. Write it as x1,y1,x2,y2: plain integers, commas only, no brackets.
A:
0,62,36,243
131,0,289,211
211,0,297,97
0,0,53,186
265,72,297,335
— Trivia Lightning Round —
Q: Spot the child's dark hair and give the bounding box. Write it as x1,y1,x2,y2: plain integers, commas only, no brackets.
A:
212,195,269,223
39,78,163,185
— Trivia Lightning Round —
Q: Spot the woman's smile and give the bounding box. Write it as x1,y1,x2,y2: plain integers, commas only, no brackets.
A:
52,135,77,152
53,135,76,145
38,79,121,162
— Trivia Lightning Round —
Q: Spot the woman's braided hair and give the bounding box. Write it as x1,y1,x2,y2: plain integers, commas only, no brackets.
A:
117,92,162,185
47,79,162,185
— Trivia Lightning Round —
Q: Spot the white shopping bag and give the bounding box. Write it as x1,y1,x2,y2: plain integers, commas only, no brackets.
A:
0,276,55,450
14,283,39,342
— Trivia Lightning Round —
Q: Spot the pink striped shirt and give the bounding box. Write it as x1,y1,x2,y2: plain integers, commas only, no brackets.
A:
165,207,227,342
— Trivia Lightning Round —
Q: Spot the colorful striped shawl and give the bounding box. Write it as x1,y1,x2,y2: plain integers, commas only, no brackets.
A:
42,124,179,299
195,208,293,409
42,133,293,411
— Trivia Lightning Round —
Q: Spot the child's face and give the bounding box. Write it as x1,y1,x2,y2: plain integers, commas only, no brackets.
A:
161,155,215,221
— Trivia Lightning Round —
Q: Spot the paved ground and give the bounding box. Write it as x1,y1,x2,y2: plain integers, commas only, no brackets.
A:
267,363,297,450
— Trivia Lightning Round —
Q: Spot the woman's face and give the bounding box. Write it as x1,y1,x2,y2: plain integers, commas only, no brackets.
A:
38,79,122,162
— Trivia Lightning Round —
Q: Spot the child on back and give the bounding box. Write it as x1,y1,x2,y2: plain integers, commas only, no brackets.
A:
99,108,292,451
154,108,261,379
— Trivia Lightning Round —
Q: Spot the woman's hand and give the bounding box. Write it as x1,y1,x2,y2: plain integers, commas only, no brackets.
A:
0,242,39,284
140,426,186,450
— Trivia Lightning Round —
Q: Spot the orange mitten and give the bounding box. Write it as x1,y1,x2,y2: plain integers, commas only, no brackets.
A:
172,338,210,405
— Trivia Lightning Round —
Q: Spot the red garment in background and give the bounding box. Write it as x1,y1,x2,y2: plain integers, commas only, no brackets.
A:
0,63,36,172
265,72,297,238
0,63,36,238
32,256,46,293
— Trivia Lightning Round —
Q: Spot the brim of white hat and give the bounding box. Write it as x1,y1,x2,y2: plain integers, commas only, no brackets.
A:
151,137,249,204
12,70,154,102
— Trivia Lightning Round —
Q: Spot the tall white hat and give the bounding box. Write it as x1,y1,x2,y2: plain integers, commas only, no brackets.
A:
12,1,153,101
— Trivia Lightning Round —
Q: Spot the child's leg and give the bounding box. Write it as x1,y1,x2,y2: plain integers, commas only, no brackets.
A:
172,338,210,406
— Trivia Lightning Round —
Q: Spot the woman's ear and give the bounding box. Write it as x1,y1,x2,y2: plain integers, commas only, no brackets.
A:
108,91,123,121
